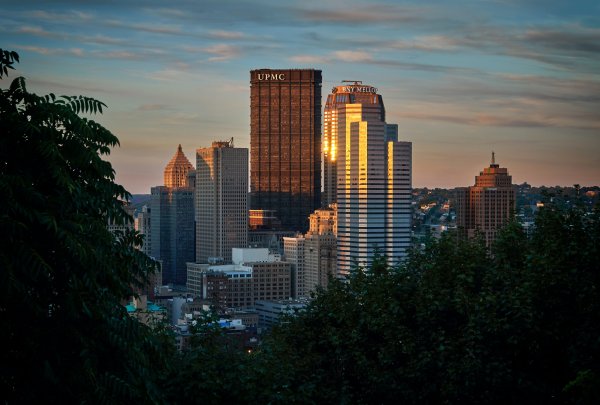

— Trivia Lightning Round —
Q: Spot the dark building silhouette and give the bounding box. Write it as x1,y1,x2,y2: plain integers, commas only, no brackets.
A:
250,69,322,232
151,146,195,286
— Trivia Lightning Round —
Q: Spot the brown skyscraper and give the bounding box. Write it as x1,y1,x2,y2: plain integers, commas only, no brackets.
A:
250,69,322,232
456,153,515,246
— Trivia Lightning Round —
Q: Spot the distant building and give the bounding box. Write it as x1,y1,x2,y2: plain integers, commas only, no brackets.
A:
107,204,135,235
250,69,322,232
455,153,515,246
134,205,152,256
336,92,412,275
196,139,248,263
186,248,291,309
150,145,195,286
255,299,308,329
164,144,194,188
248,209,295,254
284,204,337,298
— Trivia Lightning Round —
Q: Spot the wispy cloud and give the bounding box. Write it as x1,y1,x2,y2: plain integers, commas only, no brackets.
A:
202,44,241,61
136,103,173,111
333,50,372,62
17,25,60,38
104,19,184,36
290,51,482,74
208,30,246,40
16,45,84,57
296,5,426,24
397,111,600,131
27,9,93,23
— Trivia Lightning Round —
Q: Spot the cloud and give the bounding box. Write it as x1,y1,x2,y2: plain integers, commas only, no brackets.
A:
104,19,184,36
333,50,372,62
522,27,600,54
208,30,246,40
289,54,327,64
27,9,93,23
396,111,600,130
289,50,482,74
203,44,240,61
16,45,83,57
136,103,172,111
17,25,59,37
296,5,424,24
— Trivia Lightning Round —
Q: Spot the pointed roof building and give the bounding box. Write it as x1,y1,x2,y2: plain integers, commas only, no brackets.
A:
455,152,515,246
164,144,194,188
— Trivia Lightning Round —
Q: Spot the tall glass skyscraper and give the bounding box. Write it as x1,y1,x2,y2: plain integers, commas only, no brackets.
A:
323,81,384,207
250,69,322,232
335,84,412,275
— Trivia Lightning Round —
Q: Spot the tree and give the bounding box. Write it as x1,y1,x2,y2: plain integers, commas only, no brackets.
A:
259,209,599,404
0,50,173,403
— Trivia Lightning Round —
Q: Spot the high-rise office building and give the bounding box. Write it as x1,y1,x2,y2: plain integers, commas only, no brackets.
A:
336,87,412,275
455,153,515,246
323,82,384,207
250,69,322,232
196,139,248,263
151,146,195,285
284,204,338,298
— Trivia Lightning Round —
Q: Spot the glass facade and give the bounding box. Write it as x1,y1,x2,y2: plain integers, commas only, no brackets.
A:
250,69,322,232
323,82,385,207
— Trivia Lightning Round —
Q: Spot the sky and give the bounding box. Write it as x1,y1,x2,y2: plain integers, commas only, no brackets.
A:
2,0,599,193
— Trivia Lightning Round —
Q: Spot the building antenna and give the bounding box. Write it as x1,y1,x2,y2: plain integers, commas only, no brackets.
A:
491,151,495,165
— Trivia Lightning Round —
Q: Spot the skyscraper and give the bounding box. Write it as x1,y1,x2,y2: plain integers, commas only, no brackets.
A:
323,81,384,207
164,144,194,188
196,139,248,263
284,204,337,298
250,69,322,232
151,145,195,286
335,85,412,275
455,153,515,246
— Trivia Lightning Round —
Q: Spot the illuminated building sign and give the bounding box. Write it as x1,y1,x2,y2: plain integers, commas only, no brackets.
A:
332,85,377,94
257,73,285,81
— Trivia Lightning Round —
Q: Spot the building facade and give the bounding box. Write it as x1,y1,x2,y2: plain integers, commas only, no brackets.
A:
151,186,195,286
455,153,515,246
323,82,385,207
134,205,152,256
164,144,194,188
187,248,291,309
283,204,338,298
250,69,322,232
150,146,195,286
196,140,248,263
336,96,412,275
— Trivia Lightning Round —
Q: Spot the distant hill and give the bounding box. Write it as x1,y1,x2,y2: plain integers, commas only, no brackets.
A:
130,194,151,214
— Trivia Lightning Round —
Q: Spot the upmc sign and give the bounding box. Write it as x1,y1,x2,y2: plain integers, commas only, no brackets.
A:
257,73,285,81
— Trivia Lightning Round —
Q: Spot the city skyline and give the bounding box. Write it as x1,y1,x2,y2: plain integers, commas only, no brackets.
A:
2,0,599,192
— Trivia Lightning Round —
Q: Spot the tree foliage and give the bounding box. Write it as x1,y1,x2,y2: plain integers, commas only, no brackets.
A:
0,50,173,403
257,208,600,404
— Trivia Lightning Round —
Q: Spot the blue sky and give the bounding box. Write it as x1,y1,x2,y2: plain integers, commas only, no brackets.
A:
2,0,599,193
